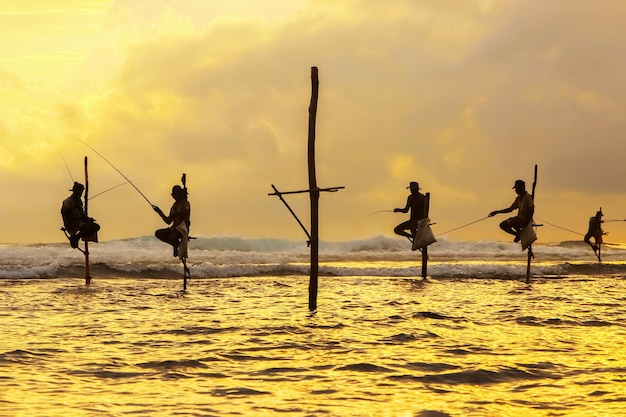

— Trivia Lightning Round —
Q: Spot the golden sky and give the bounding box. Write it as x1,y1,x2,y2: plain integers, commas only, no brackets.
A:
2,0,626,244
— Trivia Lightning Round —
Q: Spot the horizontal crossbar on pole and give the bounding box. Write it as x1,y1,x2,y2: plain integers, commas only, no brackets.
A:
268,186,345,196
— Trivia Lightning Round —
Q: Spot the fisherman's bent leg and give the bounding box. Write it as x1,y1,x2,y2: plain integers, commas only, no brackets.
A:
499,219,518,237
155,228,179,246
394,221,413,239
584,233,595,250
502,217,527,242
155,228,167,243
155,227,182,256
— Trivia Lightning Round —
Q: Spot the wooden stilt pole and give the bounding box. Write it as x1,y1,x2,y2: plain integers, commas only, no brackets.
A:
525,241,532,284
181,173,190,291
525,164,538,284
269,67,343,311
183,258,190,291
308,66,320,312
84,156,92,285
421,193,430,280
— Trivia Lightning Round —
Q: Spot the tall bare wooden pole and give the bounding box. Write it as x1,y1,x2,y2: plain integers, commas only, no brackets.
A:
84,156,92,285
308,67,320,311
421,193,430,280
269,67,343,310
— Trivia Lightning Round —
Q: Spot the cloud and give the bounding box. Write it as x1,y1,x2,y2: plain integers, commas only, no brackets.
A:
3,0,626,243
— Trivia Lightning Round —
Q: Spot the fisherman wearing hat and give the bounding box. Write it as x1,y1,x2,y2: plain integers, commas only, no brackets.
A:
153,184,191,258
584,210,604,255
393,181,426,240
61,181,101,248
488,179,534,242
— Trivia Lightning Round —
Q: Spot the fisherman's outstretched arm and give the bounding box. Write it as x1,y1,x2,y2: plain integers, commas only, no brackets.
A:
489,203,515,217
152,205,172,224
394,196,411,213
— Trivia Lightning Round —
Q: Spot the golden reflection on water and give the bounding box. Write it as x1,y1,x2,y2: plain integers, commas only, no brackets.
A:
1,276,626,416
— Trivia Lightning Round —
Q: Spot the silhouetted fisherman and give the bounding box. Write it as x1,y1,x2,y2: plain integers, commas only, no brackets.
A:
584,210,604,255
394,181,426,241
61,182,100,248
153,185,191,258
488,179,534,242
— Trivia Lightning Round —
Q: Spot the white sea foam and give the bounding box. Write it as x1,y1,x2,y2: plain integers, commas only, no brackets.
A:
0,235,624,279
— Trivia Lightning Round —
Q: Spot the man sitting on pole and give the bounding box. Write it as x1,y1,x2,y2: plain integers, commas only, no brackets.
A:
488,179,534,242
393,181,426,242
61,182,100,248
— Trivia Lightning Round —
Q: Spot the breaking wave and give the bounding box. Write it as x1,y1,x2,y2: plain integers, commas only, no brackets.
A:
1,235,625,279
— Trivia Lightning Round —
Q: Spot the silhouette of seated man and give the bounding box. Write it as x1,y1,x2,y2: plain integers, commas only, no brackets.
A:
584,210,604,253
153,185,191,257
394,181,426,241
61,182,100,248
488,179,534,242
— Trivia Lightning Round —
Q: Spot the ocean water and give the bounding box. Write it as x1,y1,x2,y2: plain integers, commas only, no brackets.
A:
1,236,626,416
3,235,626,280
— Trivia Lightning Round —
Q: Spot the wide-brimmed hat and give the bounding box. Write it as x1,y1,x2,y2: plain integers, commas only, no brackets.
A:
407,181,420,190
513,179,525,189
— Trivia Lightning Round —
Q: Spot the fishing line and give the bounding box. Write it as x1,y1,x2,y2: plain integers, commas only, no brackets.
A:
367,210,394,218
73,136,154,207
535,217,583,236
60,153,75,182
437,216,489,236
89,179,142,200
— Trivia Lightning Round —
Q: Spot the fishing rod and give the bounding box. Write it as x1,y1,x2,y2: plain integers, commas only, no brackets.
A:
89,179,142,200
73,136,154,207
60,153,75,182
437,216,489,236
367,210,394,218
61,154,140,200
604,219,626,223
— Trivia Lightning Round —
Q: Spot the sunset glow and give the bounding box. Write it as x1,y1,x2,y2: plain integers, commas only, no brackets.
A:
2,1,626,244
